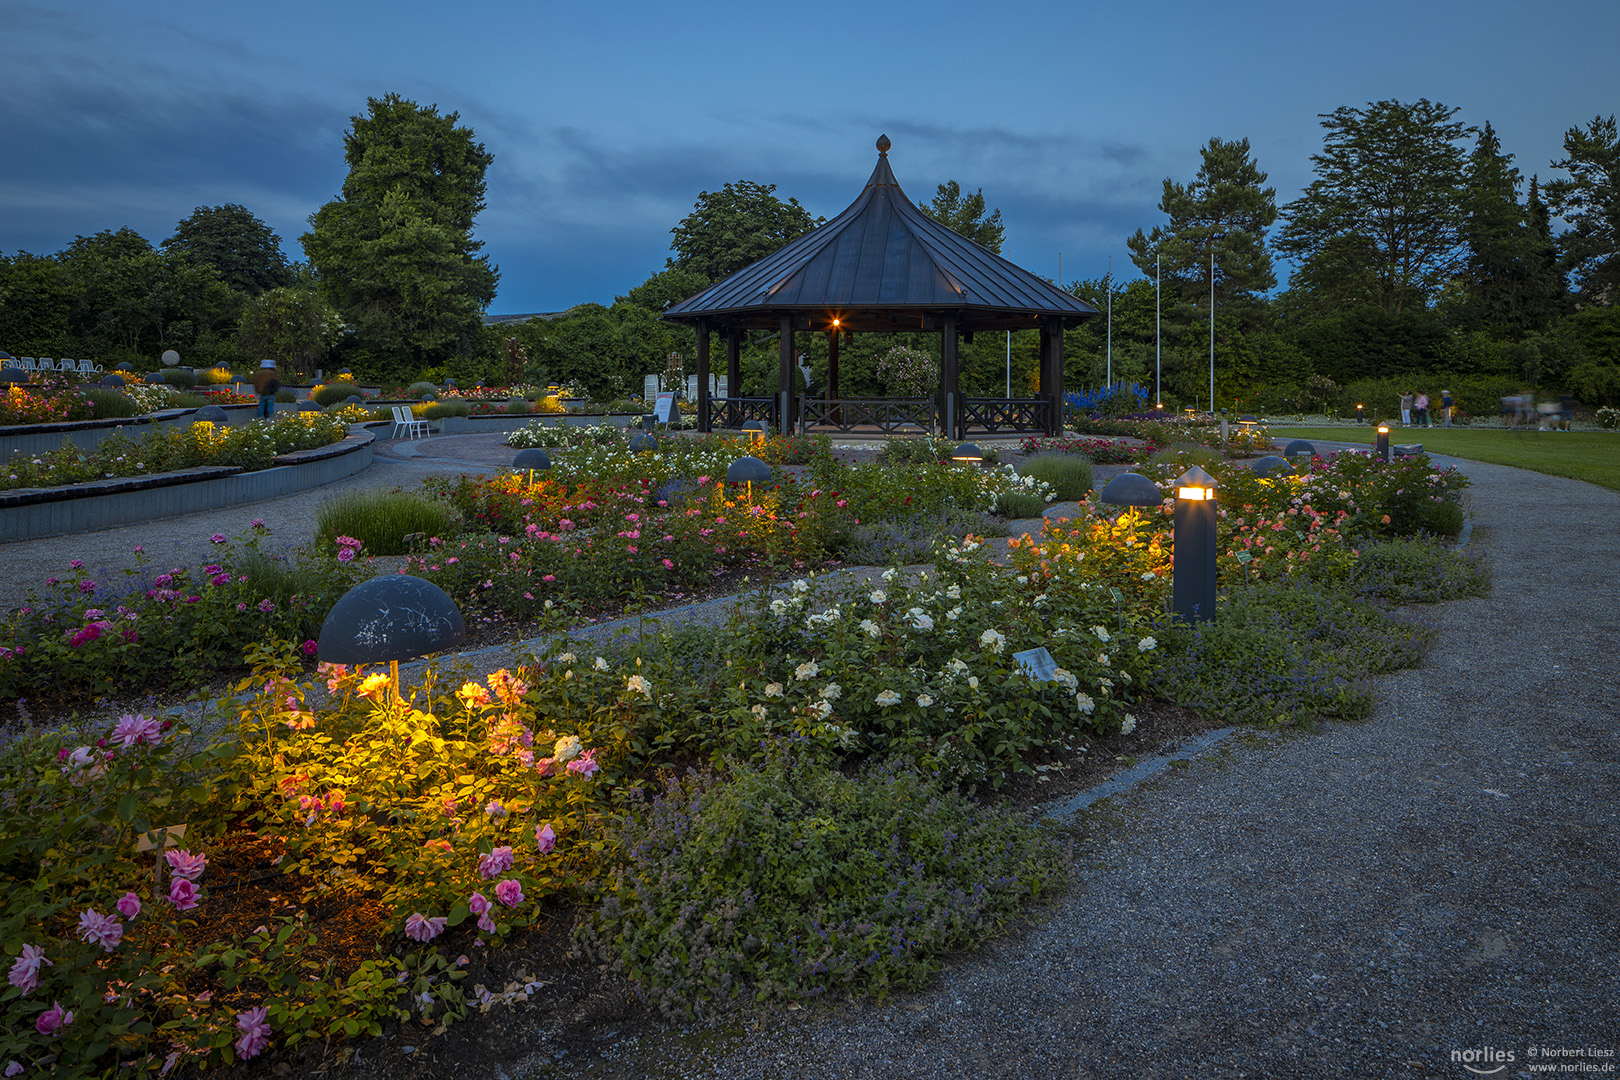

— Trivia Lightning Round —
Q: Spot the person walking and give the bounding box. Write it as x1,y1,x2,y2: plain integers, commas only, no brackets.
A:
252,360,280,419
1441,388,1454,426
1414,391,1430,428
1399,390,1413,427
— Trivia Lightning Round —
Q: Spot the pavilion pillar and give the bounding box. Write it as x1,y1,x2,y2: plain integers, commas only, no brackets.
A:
726,326,741,426
1038,324,1052,430
941,315,959,440
827,326,841,425
778,314,795,434
695,318,710,434
1046,316,1066,436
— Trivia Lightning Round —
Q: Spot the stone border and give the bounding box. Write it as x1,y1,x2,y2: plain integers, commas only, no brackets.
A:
0,430,374,541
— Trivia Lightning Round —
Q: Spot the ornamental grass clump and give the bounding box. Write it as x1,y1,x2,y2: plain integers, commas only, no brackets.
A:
313,488,454,556
577,742,1067,1018
1017,452,1095,503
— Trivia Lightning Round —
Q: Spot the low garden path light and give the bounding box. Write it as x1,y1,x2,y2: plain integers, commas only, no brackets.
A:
1252,455,1292,479
1172,465,1218,624
1098,472,1165,544
513,447,551,484
1377,424,1390,462
726,455,772,501
951,442,983,464
317,575,467,710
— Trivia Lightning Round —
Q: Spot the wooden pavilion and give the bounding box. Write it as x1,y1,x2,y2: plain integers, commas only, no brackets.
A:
663,135,1098,437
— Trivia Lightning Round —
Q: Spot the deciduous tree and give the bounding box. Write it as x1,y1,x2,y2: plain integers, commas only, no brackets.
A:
667,181,820,284
1278,99,1471,312
301,94,498,373
162,204,293,297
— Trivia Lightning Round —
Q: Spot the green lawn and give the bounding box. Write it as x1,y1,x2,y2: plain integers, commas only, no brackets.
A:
1268,425,1620,492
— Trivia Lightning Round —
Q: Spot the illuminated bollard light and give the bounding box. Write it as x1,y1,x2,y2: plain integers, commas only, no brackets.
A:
1376,424,1391,462
1172,466,1218,624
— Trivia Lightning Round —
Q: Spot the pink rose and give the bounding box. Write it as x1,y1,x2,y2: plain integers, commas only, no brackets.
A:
467,891,490,915
477,846,515,879
36,1001,73,1036
494,878,524,908
77,909,123,952
7,943,50,994
535,824,556,854
404,913,447,943
566,748,600,778
234,1006,271,1059
165,848,207,882
116,892,141,920
168,878,199,911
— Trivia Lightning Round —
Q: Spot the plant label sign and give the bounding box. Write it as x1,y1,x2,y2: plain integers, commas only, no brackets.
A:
654,393,676,424
135,823,187,852
1013,647,1057,683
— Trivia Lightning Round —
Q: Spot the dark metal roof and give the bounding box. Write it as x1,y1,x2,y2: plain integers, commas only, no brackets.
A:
664,136,1098,332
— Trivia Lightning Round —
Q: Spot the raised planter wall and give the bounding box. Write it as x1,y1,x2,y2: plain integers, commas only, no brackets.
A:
0,430,374,542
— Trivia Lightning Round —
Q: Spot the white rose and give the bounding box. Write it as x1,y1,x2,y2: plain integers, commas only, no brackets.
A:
821,682,842,701
764,682,784,698
1075,692,1095,714
875,689,901,707
916,694,934,708
795,660,820,681
1138,637,1157,652
860,619,882,639
1092,626,1111,643
870,589,887,604
1120,713,1138,735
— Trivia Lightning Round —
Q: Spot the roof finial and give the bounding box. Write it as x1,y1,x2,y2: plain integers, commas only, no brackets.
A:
876,134,891,155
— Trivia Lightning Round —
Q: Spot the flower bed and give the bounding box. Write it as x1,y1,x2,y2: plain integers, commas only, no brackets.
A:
0,413,351,491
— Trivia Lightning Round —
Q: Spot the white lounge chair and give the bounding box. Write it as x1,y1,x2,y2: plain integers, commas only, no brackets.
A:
390,405,427,440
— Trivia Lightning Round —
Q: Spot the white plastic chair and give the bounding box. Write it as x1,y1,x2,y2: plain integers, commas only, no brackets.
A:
390,406,427,440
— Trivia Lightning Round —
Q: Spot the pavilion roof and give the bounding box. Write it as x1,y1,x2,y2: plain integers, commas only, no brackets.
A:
664,136,1098,333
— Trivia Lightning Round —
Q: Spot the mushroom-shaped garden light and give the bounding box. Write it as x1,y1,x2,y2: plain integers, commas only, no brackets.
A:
513,447,551,483
1251,455,1292,479
726,455,772,500
317,575,467,708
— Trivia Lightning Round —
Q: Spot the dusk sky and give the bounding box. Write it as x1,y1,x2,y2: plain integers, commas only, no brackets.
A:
4,0,1616,315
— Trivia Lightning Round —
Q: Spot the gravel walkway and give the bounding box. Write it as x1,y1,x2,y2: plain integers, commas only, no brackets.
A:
527,455,1620,1079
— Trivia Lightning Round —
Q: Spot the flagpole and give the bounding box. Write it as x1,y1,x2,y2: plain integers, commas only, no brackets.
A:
1208,251,1215,413
1155,253,1162,408
1105,256,1112,389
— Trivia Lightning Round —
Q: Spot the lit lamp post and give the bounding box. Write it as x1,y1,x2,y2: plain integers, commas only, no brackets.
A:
1356,403,1365,425
1376,424,1390,462
1172,466,1218,624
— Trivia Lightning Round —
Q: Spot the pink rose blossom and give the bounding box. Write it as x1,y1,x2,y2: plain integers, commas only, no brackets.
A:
36,1001,73,1036
168,878,199,911
477,846,515,879
116,892,141,920
77,909,123,951
536,823,557,854
8,943,50,993
494,879,524,908
404,913,447,943
165,849,207,881
566,748,601,778
234,1006,271,1059
477,911,497,934
467,891,490,915
112,713,163,748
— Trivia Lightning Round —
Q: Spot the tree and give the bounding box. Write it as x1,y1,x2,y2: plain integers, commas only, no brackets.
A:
301,94,498,374
1277,99,1471,312
58,229,240,361
1453,123,1567,332
1126,137,1277,315
1544,115,1620,303
667,181,820,284
917,181,1005,253
162,204,293,297
236,287,341,374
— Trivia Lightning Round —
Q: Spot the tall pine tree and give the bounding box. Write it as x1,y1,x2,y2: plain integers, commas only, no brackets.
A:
1126,137,1278,321
1457,122,1566,332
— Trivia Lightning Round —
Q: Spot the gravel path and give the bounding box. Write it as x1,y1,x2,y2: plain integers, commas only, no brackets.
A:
525,455,1620,1079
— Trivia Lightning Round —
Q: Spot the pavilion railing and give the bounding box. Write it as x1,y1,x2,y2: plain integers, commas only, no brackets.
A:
960,398,1052,435
705,397,779,431
800,398,937,435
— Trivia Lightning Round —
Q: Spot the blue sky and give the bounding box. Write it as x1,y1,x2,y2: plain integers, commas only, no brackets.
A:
3,0,1616,314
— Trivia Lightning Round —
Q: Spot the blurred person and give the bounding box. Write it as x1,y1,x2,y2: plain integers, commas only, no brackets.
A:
1399,389,1413,427
1441,388,1454,426
1414,391,1430,428
253,360,280,419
